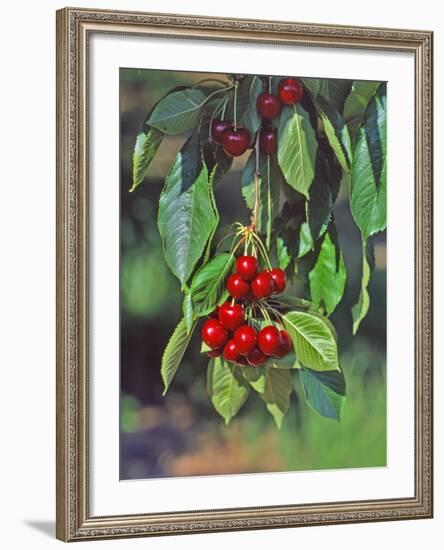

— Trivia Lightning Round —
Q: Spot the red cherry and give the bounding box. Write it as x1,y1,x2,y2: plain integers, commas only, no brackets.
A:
251,271,274,299
257,92,282,119
207,348,222,358
278,78,303,105
201,319,228,349
236,356,249,366
259,128,277,155
218,302,245,331
226,273,250,300
236,255,258,282
211,119,232,145
257,325,281,356
269,268,287,294
223,339,240,362
247,347,267,367
222,127,251,157
234,325,257,356
274,330,292,358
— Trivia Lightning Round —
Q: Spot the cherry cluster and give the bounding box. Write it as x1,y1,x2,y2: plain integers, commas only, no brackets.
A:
211,77,303,158
201,255,292,367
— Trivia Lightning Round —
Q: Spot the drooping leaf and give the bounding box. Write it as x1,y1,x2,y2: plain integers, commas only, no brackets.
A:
242,365,266,393
313,95,352,173
161,318,196,394
303,78,351,112
276,237,291,269
299,367,346,421
182,291,194,334
241,152,283,247
350,85,387,240
343,81,381,143
309,230,347,315
148,88,207,135
131,127,164,192
351,238,375,334
190,253,235,317
278,104,318,198
237,75,263,136
158,134,218,286
261,368,292,429
283,311,339,371
207,358,250,425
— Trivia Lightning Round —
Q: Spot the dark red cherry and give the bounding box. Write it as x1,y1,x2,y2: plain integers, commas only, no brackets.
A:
226,273,250,300
278,78,303,105
259,128,277,155
236,255,258,282
257,325,281,356
201,319,229,349
211,119,232,145
247,347,267,367
269,268,287,294
251,271,274,299
207,348,223,358
234,325,257,356
222,127,251,157
257,92,282,119
236,355,249,366
223,339,240,362
274,330,292,358
218,302,245,331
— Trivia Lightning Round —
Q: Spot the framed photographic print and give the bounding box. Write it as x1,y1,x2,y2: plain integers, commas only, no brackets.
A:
56,7,433,542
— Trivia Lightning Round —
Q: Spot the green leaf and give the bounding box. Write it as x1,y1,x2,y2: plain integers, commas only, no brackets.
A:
237,75,263,136
242,365,266,392
283,311,339,371
148,88,207,135
350,85,387,240
303,78,351,112
309,230,347,315
241,153,283,248
131,126,164,192
161,318,196,394
351,238,375,334
343,81,381,143
278,104,318,198
313,96,352,173
261,368,292,429
299,367,346,421
276,237,291,270
306,150,334,242
182,291,194,334
207,358,250,425
190,253,235,317
158,134,218,285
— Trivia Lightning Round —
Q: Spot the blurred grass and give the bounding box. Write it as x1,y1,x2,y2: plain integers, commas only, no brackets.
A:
119,68,386,480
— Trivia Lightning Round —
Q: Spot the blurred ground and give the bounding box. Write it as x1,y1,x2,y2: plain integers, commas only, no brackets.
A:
119,68,387,480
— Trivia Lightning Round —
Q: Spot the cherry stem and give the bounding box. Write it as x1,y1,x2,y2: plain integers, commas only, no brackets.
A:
251,131,261,230
268,76,272,94
233,80,239,129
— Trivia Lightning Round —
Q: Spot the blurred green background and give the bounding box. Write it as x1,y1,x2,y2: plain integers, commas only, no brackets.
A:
120,68,387,480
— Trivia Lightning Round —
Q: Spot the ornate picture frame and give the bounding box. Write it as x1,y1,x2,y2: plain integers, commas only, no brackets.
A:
56,7,433,542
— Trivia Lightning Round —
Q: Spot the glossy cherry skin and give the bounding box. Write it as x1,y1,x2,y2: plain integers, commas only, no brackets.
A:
211,119,232,145
269,268,287,294
257,325,281,356
236,255,258,282
257,92,282,119
218,302,245,331
223,339,240,362
278,78,303,105
226,273,250,300
247,347,267,367
207,348,222,358
259,128,277,155
236,355,249,366
274,330,292,358
222,127,251,157
251,271,274,299
234,325,258,356
201,319,229,349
